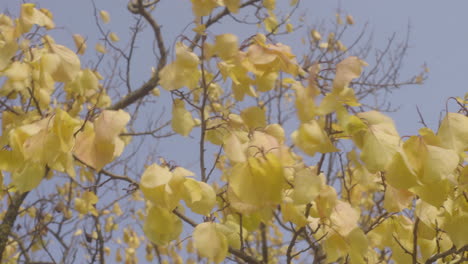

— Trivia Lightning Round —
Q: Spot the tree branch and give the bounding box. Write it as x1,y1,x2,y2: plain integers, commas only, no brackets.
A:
109,0,167,110
0,191,29,262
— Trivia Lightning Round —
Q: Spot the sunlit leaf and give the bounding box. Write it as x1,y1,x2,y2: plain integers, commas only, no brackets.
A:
172,99,196,137
193,222,228,263
143,205,182,245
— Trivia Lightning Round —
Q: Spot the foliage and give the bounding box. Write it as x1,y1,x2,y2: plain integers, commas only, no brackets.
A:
0,1,467,263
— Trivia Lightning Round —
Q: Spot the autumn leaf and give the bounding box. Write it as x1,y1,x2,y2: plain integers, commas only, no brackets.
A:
74,110,130,171
292,120,339,156
159,42,200,91
171,99,197,136
143,205,182,245
193,222,228,263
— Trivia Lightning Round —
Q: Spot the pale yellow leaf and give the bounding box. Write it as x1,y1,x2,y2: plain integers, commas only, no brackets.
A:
193,222,228,263
73,34,87,54
182,179,216,215
109,32,119,42
99,10,110,24
437,113,468,153
240,106,266,130
291,120,339,156
172,99,196,136
143,205,182,245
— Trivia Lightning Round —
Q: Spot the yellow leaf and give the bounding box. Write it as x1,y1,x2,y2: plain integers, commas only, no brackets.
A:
224,0,240,13
19,3,55,33
205,118,229,145
264,14,278,33
367,217,392,247
347,228,368,264
293,82,318,122
291,167,323,204
383,184,413,212
228,153,284,208
159,43,200,91
336,108,367,136
143,205,182,245
213,34,238,60
420,145,458,184
113,202,123,216
99,10,110,24
437,113,468,153
291,120,339,156
333,56,367,92
192,23,206,35
255,71,278,92
323,233,348,262
330,200,359,236
385,150,419,189
247,38,299,76
356,111,400,172
3,61,30,82
240,106,266,130
109,32,119,42
311,29,321,42
444,213,468,249
411,179,452,207
264,0,276,11
223,133,247,163
172,99,196,136
75,191,99,216
74,110,130,171
0,45,17,72
419,238,437,262
282,199,307,227
191,0,220,17
140,163,184,210
264,123,285,143
316,57,366,114
11,162,45,193
44,36,81,82
95,43,107,54
217,221,243,250
247,131,289,162
64,69,99,98
315,185,338,218
73,34,87,55
182,179,216,215
346,15,355,25
193,222,228,263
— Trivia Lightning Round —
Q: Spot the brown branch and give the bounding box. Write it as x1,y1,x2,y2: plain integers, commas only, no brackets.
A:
199,34,208,182
286,227,303,264
260,223,268,263
109,0,167,110
425,245,468,264
392,234,413,257
0,191,29,262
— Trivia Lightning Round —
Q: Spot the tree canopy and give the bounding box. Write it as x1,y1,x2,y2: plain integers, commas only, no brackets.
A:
0,1,467,263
